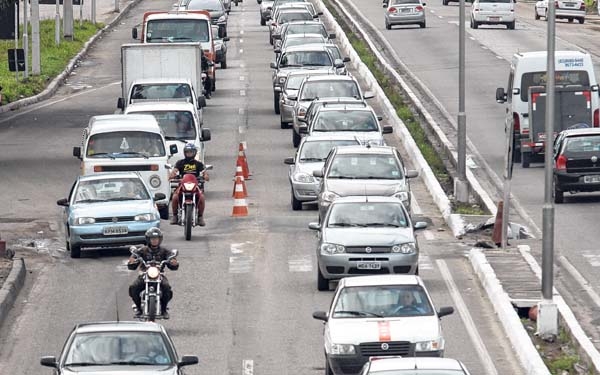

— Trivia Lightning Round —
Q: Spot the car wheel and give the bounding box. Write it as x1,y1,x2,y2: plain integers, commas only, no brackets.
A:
325,358,333,375
385,21,391,30
261,17,266,26
521,151,531,168
443,0,448,5
472,19,479,29
507,21,515,29
317,266,329,291
553,178,564,204
269,35,274,45
292,129,301,148
274,92,280,114
545,10,548,20
420,21,426,28
579,17,585,24
159,206,169,220
221,58,227,69
280,118,289,129
414,265,419,275
70,244,81,259
291,191,302,210
535,9,540,20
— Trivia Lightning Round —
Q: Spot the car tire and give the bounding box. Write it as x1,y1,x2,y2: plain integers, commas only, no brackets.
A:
70,243,81,259
535,9,540,20
385,21,392,30
159,206,169,220
553,178,564,204
274,92,280,114
414,265,419,275
521,151,531,168
280,119,289,129
443,0,448,5
544,10,548,20
317,266,329,291
291,191,302,211
221,58,227,69
420,21,426,28
292,129,301,148
325,358,333,375
472,19,479,29
261,17,266,26
507,21,515,29
269,35,274,45
579,17,585,24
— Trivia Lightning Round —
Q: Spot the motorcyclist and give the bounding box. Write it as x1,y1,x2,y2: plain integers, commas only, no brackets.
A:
128,227,179,319
169,143,209,226
201,51,213,99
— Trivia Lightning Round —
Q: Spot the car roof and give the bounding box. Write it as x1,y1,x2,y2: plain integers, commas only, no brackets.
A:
561,128,600,137
333,145,395,155
286,69,334,78
309,97,365,106
304,74,356,82
146,12,210,22
331,195,405,204
77,172,143,181
340,274,423,287
284,33,326,40
74,321,165,334
317,103,372,112
368,357,466,372
284,20,325,27
515,50,588,60
89,114,161,134
131,78,193,85
125,101,197,112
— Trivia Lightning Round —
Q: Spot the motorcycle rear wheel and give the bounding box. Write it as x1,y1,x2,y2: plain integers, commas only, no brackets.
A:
185,205,193,241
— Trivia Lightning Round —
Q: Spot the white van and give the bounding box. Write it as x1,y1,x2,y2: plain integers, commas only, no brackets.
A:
73,114,178,219
496,50,600,162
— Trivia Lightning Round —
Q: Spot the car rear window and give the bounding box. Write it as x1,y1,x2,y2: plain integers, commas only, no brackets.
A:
300,81,360,99
312,110,378,132
328,154,402,179
520,70,589,102
564,135,600,153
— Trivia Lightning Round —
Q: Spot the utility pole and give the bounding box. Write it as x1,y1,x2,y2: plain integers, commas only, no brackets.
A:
14,3,19,81
455,0,469,203
23,0,29,78
31,0,40,74
91,0,96,24
64,0,73,39
54,0,60,45
538,0,559,339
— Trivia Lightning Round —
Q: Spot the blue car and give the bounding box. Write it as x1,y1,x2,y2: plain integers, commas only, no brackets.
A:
57,172,163,258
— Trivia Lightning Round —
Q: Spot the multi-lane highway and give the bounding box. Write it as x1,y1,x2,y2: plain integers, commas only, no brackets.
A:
0,0,526,373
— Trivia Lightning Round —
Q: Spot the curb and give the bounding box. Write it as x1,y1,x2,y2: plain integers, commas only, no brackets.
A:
0,258,26,328
469,248,550,375
0,0,141,115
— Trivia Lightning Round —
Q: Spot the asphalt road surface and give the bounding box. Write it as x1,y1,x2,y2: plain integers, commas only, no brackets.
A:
0,0,523,373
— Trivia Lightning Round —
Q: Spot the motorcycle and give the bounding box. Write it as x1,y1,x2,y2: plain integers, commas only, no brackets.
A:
130,247,178,322
170,172,206,241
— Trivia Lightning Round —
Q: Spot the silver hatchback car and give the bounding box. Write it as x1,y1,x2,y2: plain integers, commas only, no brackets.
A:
384,0,427,29
309,196,427,291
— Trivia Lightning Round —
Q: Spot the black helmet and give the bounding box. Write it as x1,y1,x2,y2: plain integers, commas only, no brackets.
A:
183,143,197,159
145,227,163,249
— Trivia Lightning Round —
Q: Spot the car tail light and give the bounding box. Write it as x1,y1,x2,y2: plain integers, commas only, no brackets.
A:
389,7,397,12
594,109,599,127
94,166,103,172
556,154,567,170
415,5,423,11
580,2,585,10
512,112,520,133
555,1,559,8
474,7,479,11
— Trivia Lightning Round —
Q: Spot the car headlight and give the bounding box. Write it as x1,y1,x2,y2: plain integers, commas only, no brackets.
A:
74,217,95,225
415,338,443,352
278,76,287,84
393,191,409,201
293,172,315,183
218,15,227,22
320,191,339,203
329,343,355,355
135,213,156,222
149,175,161,188
320,242,345,255
297,107,307,118
392,243,416,254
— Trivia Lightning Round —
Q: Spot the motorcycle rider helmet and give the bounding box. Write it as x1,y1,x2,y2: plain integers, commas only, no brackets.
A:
183,143,197,159
145,227,163,250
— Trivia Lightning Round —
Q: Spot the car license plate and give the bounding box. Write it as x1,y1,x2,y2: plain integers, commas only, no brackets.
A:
489,16,500,21
402,8,412,12
103,226,128,235
584,175,600,183
357,261,381,270
564,2,575,6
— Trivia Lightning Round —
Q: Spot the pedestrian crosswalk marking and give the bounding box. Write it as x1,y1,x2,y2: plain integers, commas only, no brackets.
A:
289,255,313,272
582,252,600,267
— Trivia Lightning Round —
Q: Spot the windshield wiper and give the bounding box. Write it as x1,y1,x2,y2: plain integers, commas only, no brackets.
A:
328,222,362,227
302,63,328,66
364,222,403,228
280,64,303,68
355,176,399,180
334,310,384,317
165,136,192,143
167,37,194,41
64,362,108,367
106,361,160,366
117,152,150,159
88,153,116,159
327,176,356,179
104,197,143,201
75,199,107,203
300,157,324,161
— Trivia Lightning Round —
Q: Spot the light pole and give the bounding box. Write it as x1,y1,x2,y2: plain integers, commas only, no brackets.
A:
456,0,469,203
32,0,41,74
23,0,29,78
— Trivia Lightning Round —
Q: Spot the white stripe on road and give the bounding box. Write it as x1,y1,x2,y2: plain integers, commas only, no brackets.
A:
289,255,313,272
240,48,244,54
558,255,600,309
419,253,434,271
240,38,244,43
240,90,246,96
243,360,254,375
238,108,245,115
241,63,246,68
240,76,246,81
240,30,244,35
423,230,435,241
411,195,422,215
437,260,499,375
229,256,254,273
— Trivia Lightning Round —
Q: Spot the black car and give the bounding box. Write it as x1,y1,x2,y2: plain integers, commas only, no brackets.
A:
40,321,198,374
180,0,229,37
553,127,600,203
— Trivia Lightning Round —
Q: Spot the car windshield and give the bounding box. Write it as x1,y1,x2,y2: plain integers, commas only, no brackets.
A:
327,202,409,228
312,110,378,132
130,83,193,103
300,81,360,99
63,332,173,366
146,19,210,43
74,178,150,203
286,24,327,37
280,51,332,67
86,131,166,158
564,135,600,153
333,285,434,318
185,0,223,10
392,0,420,4
284,36,326,48
130,111,197,140
277,11,313,22
299,140,358,161
328,154,403,179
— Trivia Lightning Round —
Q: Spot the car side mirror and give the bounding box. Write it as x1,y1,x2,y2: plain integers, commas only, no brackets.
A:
117,97,125,110
437,306,454,318
405,169,419,178
287,94,297,101
313,169,323,178
284,157,295,165
201,128,212,142
73,146,81,159
274,48,281,54
313,14,319,18
413,221,428,230
40,356,58,368
329,33,336,39
223,36,230,41
308,222,321,230
334,58,344,68
343,56,350,63
312,311,328,321
169,144,179,155
258,0,262,3
364,91,375,99
131,27,138,39
270,62,277,69
317,11,323,15
273,34,282,40
383,2,388,7
422,2,426,5
56,198,69,207
299,125,308,134
178,355,199,367
377,116,383,121
382,125,393,134
154,193,166,201
495,87,507,103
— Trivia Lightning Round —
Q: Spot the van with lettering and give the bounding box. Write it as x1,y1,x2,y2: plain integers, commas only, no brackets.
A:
73,114,179,220
496,51,599,165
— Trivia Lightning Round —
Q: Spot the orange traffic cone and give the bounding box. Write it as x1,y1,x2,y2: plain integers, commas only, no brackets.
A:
491,200,504,247
236,142,251,180
232,177,249,217
232,166,248,198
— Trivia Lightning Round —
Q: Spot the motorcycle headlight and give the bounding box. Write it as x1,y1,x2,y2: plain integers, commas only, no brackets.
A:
74,217,95,225
393,191,409,201
147,266,160,279
329,343,355,355
183,182,196,191
320,242,345,255
293,172,315,183
135,213,156,222
415,338,443,352
149,175,161,188
392,243,416,254
320,191,339,203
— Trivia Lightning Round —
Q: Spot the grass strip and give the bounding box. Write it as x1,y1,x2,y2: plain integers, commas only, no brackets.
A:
0,19,103,105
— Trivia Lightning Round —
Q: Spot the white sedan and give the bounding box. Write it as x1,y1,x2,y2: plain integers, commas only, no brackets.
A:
535,0,585,23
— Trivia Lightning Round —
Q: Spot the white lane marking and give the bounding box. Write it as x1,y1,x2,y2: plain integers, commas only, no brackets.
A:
240,38,244,43
239,125,246,134
438,15,443,19
230,242,249,254
429,9,435,13
116,259,131,273
469,36,476,40
238,108,245,115
240,89,246,96
240,76,246,81
239,48,244,54
289,255,313,272
411,195,422,215
496,55,504,60
437,260,499,375
419,253,434,271
559,255,600,309
240,62,246,68
240,30,244,35
0,81,120,125
581,252,600,267
229,256,254,273
423,230,435,241
243,360,254,375
481,46,489,50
